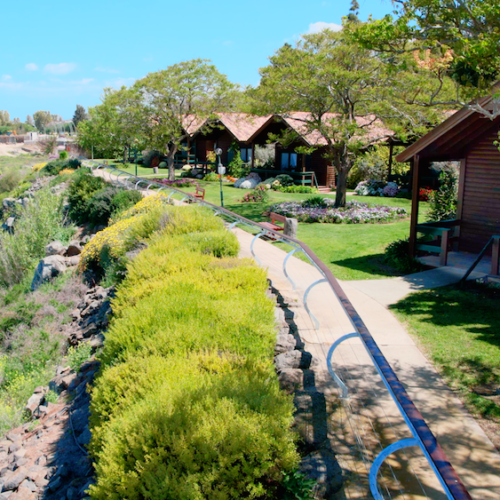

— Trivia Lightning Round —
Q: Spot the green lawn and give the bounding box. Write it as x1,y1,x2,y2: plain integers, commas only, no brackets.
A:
391,283,500,430
94,160,171,178
0,154,48,172
174,180,425,281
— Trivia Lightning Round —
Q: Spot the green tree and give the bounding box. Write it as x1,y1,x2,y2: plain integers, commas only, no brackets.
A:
33,111,52,132
73,104,89,128
351,0,500,116
257,30,398,207
0,111,10,126
26,115,34,126
129,59,235,180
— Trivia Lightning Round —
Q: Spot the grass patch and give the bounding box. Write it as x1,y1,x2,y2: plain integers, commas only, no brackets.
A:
391,283,500,425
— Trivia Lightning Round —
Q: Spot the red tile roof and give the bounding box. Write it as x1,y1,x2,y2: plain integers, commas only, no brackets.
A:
281,112,395,147
183,113,273,142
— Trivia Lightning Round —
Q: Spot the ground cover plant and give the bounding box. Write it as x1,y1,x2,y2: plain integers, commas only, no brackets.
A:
86,204,301,499
270,199,408,224
391,282,500,446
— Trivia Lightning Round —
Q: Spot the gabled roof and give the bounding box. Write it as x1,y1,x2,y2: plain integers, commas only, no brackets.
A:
280,112,395,147
396,94,497,162
183,113,273,142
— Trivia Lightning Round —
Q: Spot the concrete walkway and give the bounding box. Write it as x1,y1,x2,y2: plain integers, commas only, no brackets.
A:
234,228,500,500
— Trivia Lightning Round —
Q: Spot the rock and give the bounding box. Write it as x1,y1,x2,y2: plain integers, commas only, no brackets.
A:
31,255,67,291
89,334,104,349
275,350,316,372
8,442,21,454
77,426,91,447
0,491,13,499
240,179,259,189
299,449,343,498
45,241,66,257
25,393,44,416
13,449,26,461
2,217,15,233
94,225,105,233
65,255,80,267
284,217,298,238
278,369,304,392
2,198,16,210
275,333,296,354
65,241,82,257
60,373,77,390
10,486,35,500
35,456,46,467
80,235,90,245
48,475,61,491
3,466,28,491
21,198,30,208
19,479,36,492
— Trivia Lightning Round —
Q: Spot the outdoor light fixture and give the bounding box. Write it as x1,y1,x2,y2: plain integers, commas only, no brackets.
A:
215,148,225,208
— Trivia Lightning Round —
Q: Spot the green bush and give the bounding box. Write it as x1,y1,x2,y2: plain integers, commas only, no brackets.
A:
86,187,122,225
275,185,318,194
59,151,69,160
276,174,294,187
89,354,297,500
67,173,107,223
0,169,24,194
110,190,142,218
41,158,81,176
427,169,458,222
66,342,92,372
0,188,74,287
385,238,425,274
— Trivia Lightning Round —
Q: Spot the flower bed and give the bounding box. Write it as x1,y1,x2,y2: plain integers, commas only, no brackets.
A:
153,178,198,188
355,180,399,197
270,199,408,224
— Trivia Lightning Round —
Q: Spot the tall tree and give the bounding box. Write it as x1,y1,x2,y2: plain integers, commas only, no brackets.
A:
351,0,500,117
0,111,10,126
129,59,235,180
26,115,34,126
33,111,52,132
73,104,89,128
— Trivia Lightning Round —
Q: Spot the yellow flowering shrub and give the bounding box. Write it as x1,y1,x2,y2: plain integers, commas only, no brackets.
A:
110,194,168,224
59,168,76,175
32,162,47,172
79,215,142,271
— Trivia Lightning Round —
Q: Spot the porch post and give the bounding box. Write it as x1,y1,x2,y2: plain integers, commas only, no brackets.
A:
409,155,420,256
492,236,500,276
251,143,255,169
388,141,394,178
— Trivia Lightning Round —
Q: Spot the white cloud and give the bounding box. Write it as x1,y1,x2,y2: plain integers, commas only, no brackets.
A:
307,21,342,34
94,66,119,74
1,75,12,81
72,78,94,85
25,63,38,71
44,63,77,75
106,77,136,88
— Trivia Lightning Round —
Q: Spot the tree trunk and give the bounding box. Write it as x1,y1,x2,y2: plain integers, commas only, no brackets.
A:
167,145,177,181
334,167,348,208
123,148,127,163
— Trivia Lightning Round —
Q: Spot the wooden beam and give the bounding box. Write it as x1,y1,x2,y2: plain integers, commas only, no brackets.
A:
409,155,420,257
388,141,394,178
456,158,466,222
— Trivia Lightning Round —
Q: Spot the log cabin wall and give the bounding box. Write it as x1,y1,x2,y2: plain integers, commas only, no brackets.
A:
461,126,500,252
310,149,330,186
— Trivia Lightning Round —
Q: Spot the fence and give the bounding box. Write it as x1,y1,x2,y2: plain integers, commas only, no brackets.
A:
85,160,473,500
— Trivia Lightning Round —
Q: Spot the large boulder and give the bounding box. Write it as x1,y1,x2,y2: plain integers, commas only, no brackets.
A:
65,240,82,257
2,198,16,210
31,255,67,291
234,173,262,189
45,241,66,256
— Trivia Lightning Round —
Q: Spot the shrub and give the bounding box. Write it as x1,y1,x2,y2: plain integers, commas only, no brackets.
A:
276,174,294,187
31,163,47,173
385,238,425,274
89,354,297,500
0,188,73,287
0,169,23,194
110,190,142,217
66,342,92,372
427,169,458,222
418,187,434,202
275,185,317,194
59,150,69,160
67,173,107,223
240,185,269,203
86,187,122,225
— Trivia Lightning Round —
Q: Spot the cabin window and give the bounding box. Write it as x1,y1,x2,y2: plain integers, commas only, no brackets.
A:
281,152,297,170
240,148,252,162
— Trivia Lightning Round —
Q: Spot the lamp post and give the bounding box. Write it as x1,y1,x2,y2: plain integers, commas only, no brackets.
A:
215,147,225,208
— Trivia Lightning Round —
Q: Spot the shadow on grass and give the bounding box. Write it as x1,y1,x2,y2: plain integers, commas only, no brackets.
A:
328,253,402,279
390,284,500,421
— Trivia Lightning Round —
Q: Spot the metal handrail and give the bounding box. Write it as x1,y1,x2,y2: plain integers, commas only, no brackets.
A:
459,235,500,284
86,160,472,500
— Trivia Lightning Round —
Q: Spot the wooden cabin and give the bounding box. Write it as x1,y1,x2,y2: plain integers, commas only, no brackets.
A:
185,112,393,190
397,95,500,274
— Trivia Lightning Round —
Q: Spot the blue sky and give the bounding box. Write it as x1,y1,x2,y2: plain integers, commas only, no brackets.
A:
1,0,393,121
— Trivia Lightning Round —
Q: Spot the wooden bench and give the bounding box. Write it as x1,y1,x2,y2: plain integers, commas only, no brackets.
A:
189,186,205,200
261,212,286,233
